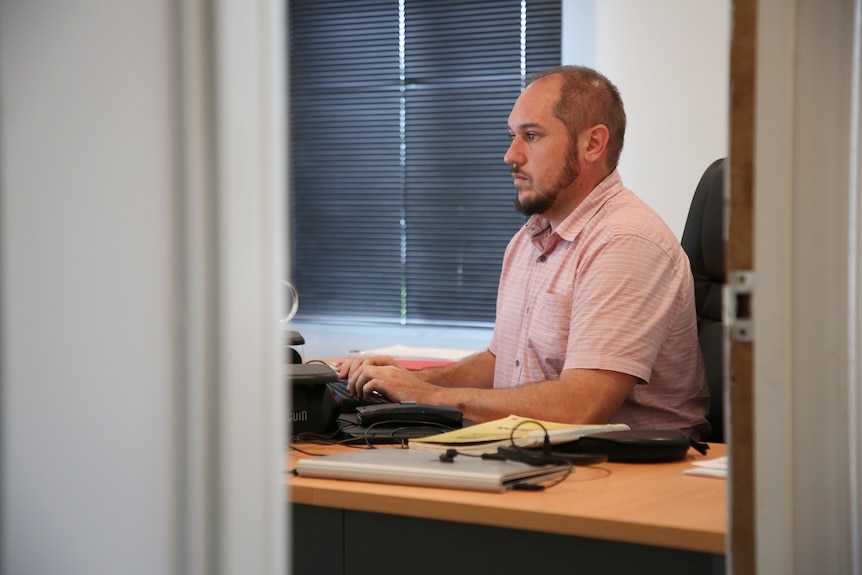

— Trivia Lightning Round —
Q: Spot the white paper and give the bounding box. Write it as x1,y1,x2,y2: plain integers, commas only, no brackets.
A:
683,455,728,479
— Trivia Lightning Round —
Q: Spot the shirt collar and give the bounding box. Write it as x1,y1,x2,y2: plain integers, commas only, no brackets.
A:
523,169,625,242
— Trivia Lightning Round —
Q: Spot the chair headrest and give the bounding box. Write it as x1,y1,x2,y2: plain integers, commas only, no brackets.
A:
681,158,726,322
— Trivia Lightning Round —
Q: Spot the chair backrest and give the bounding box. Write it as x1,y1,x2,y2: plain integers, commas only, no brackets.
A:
681,158,726,443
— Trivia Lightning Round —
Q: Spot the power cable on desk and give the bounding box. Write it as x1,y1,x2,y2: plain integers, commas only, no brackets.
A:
290,440,374,457
433,419,577,490
288,439,379,476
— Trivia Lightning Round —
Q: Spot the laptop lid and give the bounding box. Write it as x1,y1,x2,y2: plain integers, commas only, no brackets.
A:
295,447,571,493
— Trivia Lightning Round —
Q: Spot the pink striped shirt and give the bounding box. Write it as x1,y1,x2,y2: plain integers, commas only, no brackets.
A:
488,170,710,437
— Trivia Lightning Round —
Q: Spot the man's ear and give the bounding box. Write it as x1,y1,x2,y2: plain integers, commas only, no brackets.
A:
580,124,610,166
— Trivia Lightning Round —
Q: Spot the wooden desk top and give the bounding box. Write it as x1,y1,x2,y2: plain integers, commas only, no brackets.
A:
287,442,727,555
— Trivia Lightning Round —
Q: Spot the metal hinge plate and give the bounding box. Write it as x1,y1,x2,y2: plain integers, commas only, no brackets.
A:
725,270,754,342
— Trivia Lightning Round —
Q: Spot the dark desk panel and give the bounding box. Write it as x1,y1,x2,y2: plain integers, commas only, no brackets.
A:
292,504,724,575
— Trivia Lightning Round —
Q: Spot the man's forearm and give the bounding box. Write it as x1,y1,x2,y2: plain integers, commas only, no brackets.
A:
415,349,496,389
434,369,637,425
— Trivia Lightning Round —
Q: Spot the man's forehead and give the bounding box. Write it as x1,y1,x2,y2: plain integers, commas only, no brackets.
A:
508,76,561,128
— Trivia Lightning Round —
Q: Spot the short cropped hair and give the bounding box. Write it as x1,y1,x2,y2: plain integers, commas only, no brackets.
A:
526,66,627,170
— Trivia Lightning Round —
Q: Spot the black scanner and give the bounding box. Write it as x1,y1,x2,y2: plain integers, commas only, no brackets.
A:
288,363,340,437
286,360,468,442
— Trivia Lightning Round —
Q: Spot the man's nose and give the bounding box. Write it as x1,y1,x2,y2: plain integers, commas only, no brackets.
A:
504,138,523,166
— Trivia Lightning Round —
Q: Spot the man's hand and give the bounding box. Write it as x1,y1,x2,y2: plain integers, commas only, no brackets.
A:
334,354,400,385
335,355,441,404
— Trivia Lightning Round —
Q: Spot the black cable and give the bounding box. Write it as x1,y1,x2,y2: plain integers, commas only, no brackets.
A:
360,419,455,449
434,419,575,489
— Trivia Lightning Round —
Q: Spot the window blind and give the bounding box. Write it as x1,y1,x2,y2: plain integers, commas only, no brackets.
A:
289,0,561,325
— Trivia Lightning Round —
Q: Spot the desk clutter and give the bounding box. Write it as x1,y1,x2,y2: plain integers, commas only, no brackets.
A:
408,414,630,455
288,361,710,467
288,362,468,443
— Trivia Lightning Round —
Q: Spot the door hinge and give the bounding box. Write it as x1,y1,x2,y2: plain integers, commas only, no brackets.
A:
725,270,754,342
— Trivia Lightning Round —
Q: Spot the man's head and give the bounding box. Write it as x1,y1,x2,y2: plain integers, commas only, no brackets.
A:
529,66,627,171
505,66,626,225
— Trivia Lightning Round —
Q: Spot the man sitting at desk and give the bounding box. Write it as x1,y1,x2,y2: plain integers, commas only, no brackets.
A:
337,65,710,440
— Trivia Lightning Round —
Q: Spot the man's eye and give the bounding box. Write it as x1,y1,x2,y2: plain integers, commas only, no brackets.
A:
526,132,538,142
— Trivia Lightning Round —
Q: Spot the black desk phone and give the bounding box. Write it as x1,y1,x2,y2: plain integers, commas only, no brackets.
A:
355,403,464,428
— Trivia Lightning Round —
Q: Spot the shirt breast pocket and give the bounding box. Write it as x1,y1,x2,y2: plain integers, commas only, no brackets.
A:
529,292,572,360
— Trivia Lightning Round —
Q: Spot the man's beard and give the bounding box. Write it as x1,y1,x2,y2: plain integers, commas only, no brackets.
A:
513,160,578,216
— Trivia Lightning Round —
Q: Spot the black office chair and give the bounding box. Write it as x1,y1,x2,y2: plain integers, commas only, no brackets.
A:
681,158,726,443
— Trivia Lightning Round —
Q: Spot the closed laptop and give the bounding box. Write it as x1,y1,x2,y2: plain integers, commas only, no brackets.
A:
295,447,571,493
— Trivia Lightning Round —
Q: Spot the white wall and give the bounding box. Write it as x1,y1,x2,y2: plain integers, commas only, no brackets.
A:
563,0,730,238
0,1,286,574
